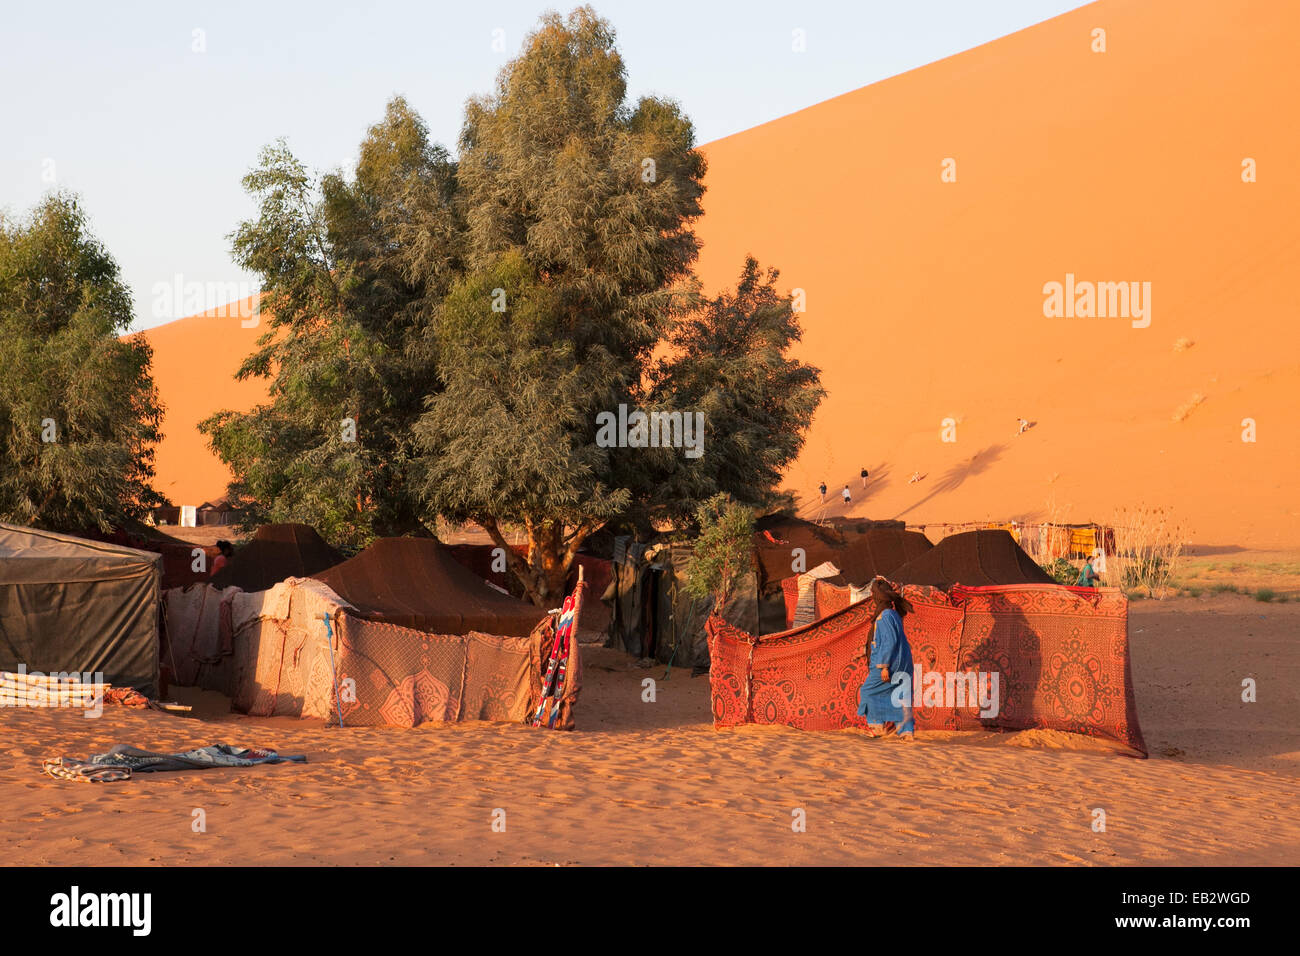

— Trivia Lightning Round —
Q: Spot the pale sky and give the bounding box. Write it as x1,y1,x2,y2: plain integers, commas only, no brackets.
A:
0,0,1091,331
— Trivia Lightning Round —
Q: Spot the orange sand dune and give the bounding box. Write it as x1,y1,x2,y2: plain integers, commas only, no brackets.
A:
694,0,1300,548
140,297,267,506
142,0,1299,549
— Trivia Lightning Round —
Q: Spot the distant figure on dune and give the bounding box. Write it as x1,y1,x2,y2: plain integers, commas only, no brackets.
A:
210,540,234,578
818,481,827,503
1018,418,1030,435
842,485,851,506
1075,550,1102,588
908,471,924,484
857,577,915,740
860,466,869,489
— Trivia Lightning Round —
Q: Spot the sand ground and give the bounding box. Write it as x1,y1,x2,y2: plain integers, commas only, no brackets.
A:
1,594,1295,866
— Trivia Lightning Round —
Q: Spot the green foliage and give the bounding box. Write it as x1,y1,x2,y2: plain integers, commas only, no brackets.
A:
1254,588,1275,603
0,194,163,530
684,494,755,603
646,257,826,524
200,98,459,549
206,8,824,598
1043,557,1080,586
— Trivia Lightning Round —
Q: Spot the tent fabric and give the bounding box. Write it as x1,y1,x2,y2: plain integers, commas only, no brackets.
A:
210,523,343,593
226,577,578,729
312,538,545,637
447,544,613,639
754,517,933,593
888,529,1054,589
162,583,240,692
653,544,757,668
707,583,1145,756
0,523,161,696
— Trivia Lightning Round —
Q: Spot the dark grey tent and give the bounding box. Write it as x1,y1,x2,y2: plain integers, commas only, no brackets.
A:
0,524,161,695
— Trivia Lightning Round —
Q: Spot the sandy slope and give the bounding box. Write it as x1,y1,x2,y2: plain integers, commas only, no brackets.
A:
138,297,266,507
1,595,1295,866
139,0,1299,551
692,0,1300,548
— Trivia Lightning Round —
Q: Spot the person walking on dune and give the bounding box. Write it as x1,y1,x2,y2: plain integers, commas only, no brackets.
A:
857,577,915,739
818,481,827,503
842,484,852,506
860,466,869,489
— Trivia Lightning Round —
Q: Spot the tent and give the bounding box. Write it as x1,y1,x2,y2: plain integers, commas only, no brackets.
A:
755,516,933,632
312,537,546,637
603,540,757,668
890,529,1054,588
225,576,579,729
0,524,161,695
210,523,343,592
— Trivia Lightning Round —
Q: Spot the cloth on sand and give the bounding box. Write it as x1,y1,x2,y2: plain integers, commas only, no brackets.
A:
42,744,305,782
856,608,914,728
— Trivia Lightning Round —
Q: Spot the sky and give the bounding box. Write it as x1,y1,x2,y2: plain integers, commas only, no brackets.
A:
1,0,1091,331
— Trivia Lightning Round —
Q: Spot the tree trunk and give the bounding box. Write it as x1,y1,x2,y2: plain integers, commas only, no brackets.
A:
480,516,596,608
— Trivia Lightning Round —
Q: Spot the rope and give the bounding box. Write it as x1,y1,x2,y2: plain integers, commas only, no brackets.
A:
320,611,345,728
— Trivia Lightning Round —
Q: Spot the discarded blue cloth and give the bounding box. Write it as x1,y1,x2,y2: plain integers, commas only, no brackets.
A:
87,744,306,773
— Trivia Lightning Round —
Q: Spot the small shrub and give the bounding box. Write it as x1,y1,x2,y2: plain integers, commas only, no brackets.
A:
1255,588,1276,603
1043,557,1079,586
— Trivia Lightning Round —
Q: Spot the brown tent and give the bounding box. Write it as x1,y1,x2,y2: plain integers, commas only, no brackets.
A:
210,523,343,592
312,537,546,637
0,524,161,695
754,515,932,633
754,515,929,590
890,529,1054,588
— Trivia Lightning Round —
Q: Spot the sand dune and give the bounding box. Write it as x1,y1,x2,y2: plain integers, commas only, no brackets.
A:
692,0,1300,548
138,297,266,507
1,594,1295,865
138,0,1299,551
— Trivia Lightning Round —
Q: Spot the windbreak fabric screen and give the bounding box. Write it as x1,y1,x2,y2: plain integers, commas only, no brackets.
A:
708,583,1145,756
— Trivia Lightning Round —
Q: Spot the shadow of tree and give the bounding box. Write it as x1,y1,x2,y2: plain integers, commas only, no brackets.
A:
894,444,1006,520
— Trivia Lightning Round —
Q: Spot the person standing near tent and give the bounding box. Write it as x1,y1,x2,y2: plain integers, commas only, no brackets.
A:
857,577,915,739
1075,550,1101,588
210,540,234,578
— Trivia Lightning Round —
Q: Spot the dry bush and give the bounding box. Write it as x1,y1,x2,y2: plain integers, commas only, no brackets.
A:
1110,505,1188,598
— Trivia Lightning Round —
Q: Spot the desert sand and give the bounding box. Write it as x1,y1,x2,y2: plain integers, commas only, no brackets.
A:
138,0,1300,553
2,594,1295,866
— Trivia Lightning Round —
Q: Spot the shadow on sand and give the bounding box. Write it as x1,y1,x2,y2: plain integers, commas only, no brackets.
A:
894,444,1006,520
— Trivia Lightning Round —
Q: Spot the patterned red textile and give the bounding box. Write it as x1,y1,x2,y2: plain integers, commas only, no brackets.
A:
710,582,1145,756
